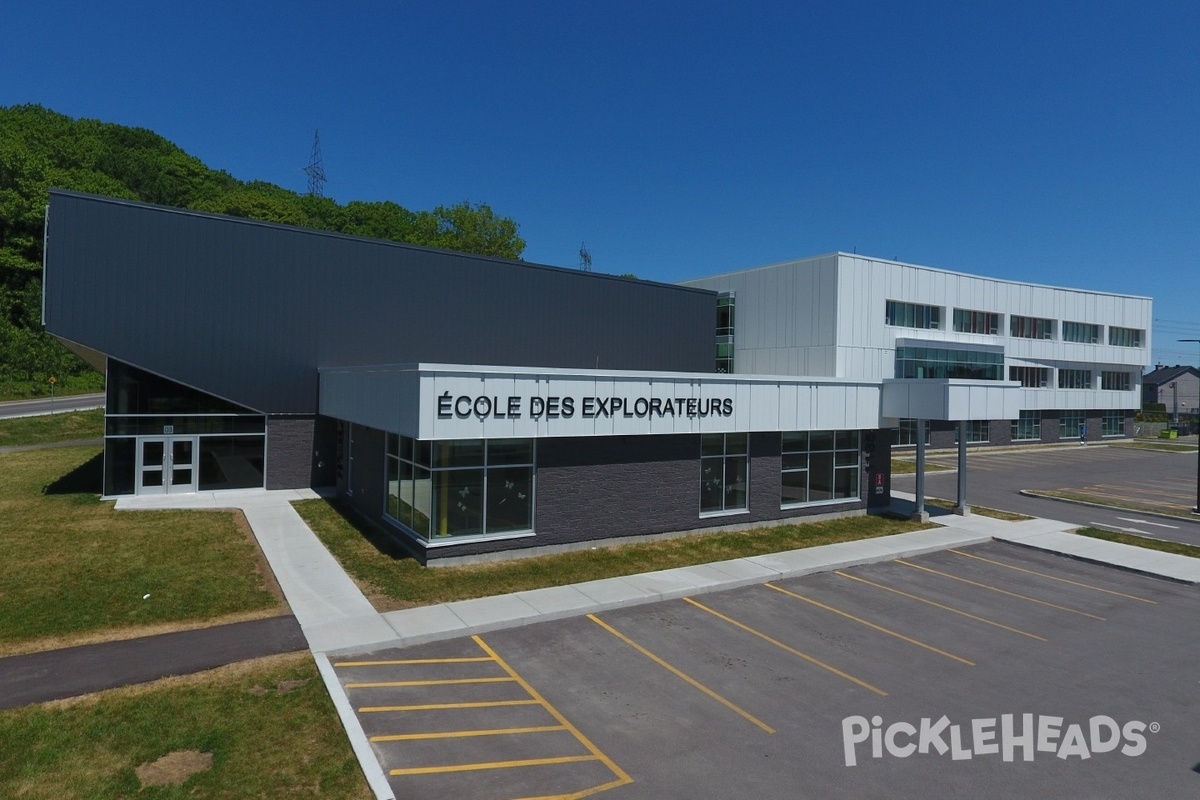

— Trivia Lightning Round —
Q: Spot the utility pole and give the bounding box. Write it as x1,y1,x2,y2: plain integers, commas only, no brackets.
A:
304,130,326,197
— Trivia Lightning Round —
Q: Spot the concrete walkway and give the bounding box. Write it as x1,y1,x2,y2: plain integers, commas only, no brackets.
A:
109,489,1200,800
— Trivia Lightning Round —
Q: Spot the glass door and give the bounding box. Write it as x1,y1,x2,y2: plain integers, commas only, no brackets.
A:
136,436,198,494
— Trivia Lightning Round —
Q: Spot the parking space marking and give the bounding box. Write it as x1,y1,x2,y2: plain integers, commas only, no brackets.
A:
359,698,540,713
946,549,1158,603
372,725,566,743
763,583,975,666
587,613,776,734
895,559,1106,620
346,676,514,689
834,570,1047,641
390,754,598,777
681,597,888,697
473,635,634,794
336,656,494,666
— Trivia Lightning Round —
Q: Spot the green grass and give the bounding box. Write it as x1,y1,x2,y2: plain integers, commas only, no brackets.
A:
890,457,953,474
0,446,282,654
0,372,105,402
1076,527,1200,559
1029,488,1194,518
294,498,932,610
0,408,104,447
1112,440,1197,453
0,653,371,799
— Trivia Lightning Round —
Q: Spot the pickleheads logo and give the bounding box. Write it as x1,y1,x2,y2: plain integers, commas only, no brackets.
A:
842,714,1157,767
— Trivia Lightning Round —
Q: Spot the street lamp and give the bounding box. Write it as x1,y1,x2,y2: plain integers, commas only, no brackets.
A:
1180,338,1200,514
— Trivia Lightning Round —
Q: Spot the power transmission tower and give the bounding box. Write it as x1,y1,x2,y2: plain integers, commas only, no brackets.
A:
304,130,326,197
579,241,592,272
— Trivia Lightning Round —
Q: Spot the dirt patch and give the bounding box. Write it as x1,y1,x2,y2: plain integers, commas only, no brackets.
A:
136,749,213,787
276,678,308,694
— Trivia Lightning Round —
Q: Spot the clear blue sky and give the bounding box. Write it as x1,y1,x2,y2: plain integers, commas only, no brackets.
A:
4,1,1198,366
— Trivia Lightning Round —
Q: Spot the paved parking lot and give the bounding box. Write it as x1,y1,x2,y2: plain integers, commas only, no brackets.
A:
332,542,1200,799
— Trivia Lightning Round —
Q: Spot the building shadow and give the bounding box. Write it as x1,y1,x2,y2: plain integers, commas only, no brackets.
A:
326,497,422,563
43,451,104,497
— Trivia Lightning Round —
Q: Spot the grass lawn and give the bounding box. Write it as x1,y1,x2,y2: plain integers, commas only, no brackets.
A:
890,457,952,474
1076,527,1200,559
0,446,283,655
294,498,932,610
1028,488,1195,519
0,408,104,447
1112,440,1197,453
0,653,371,799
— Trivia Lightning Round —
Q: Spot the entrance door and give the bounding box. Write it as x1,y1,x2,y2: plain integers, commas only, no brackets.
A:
136,436,199,494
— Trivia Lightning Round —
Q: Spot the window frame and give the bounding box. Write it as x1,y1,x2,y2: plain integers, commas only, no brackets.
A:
700,433,749,516
780,430,861,508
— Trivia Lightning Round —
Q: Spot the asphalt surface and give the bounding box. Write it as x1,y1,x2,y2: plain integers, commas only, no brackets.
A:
0,615,306,709
893,443,1200,546
0,392,105,419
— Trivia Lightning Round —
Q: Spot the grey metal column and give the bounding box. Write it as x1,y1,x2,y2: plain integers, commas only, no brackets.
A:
912,419,929,521
955,420,970,516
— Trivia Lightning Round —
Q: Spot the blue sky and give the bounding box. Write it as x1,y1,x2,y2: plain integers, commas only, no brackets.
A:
4,1,1198,366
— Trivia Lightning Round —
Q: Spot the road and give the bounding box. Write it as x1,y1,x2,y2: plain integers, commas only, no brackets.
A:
0,392,105,419
892,443,1200,546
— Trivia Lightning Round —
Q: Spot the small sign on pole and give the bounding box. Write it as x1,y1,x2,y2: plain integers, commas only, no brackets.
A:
48,376,57,412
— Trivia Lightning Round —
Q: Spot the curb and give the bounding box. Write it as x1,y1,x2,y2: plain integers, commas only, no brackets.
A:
1018,489,1200,526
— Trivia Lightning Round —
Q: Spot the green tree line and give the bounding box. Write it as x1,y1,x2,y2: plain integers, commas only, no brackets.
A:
0,104,525,399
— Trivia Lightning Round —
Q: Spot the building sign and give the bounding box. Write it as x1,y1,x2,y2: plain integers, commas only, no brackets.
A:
437,392,733,421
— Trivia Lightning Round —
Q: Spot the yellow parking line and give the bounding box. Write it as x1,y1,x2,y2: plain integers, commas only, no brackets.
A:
588,614,775,733
896,560,1106,620
391,754,596,776
372,725,564,742
346,676,512,689
834,571,1047,641
947,549,1157,603
681,597,887,696
474,636,633,789
359,698,540,713
335,656,493,666
763,583,974,666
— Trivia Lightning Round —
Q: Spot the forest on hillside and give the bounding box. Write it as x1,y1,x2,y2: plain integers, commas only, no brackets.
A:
0,104,526,398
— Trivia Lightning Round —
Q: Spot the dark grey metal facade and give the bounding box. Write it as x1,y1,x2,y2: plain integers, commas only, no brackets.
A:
43,191,716,414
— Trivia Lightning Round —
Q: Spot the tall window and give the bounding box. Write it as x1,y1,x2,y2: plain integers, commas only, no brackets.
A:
1010,315,1055,339
700,433,748,514
955,421,990,444
386,435,534,541
953,309,1001,335
1062,321,1100,344
781,431,860,507
1009,366,1050,388
1011,411,1041,441
1101,371,1132,391
1058,369,1092,389
716,293,735,373
886,300,942,329
894,346,1004,380
1102,411,1125,436
1108,326,1144,348
1060,410,1086,439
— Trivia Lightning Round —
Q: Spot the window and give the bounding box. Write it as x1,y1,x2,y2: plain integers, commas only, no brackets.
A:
1060,410,1086,439
886,300,942,329
1058,369,1092,389
716,293,735,373
894,346,1004,380
953,309,1001,335
1102,411,1125,436
1011,411,1041,441
1010,315,1055,339
781,431,860,507
1101,371,1132,391
385,435,534,541
700,433,748,514
1108,326,1144,348
1009,366,1050,388
955,421,990,444
896,419,929,447
1062,321,1100,344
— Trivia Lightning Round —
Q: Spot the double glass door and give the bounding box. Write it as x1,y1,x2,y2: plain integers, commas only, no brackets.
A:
136,436,198,494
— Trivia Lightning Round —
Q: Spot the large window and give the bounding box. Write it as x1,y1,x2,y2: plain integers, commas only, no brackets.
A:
896,419,929,447
953,309,1001,335
1101,371,1132,391
700,433,748,514
894,346,1004,380
1058,369,1092,389
716,293,735,373
1102,411,1125,436
386,435,534,541
1010,315,1055,340
955,421,990,444
781,431,860,507
1062,321,1100,344
1108,326,1144,348
886,301,942,330
1060,410,1086,440
1011,411,1041,442
1009,366,1050,388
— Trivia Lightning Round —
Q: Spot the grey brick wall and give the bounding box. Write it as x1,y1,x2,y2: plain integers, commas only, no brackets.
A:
265,415,316,490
